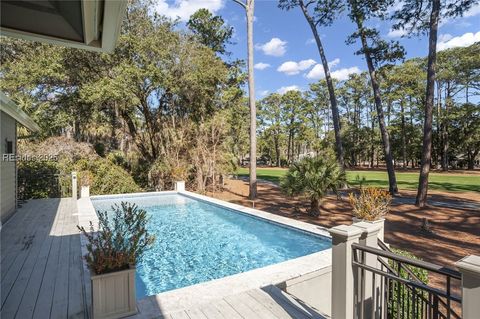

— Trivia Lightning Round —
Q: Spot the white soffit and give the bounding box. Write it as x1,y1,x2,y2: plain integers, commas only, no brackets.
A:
0,0,127,53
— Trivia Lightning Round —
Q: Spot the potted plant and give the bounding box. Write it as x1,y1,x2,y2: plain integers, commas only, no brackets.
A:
79,170,93,198
349,187,391,239
78,202,155,319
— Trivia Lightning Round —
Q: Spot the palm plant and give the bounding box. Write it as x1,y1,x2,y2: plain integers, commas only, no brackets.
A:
281,156,346,216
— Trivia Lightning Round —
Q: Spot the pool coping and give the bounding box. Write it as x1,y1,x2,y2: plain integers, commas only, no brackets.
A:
77,190,333,316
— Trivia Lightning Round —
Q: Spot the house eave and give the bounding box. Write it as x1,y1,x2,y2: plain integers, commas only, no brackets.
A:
0,92,40,132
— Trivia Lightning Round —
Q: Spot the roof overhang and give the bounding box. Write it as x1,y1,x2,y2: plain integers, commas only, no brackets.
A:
0,92,40,132
0,0,127,52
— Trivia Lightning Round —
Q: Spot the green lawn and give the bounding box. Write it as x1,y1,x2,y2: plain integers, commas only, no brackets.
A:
235,167,480,192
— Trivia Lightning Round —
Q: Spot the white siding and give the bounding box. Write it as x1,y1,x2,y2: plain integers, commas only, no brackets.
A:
1,110,17,224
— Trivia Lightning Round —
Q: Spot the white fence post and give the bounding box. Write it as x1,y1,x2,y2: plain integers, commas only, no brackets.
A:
71,171,77,200
329,225,362,319
175,181,185,192
455,255,480,319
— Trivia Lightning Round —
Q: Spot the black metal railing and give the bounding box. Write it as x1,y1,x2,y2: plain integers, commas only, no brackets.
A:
352,242,462,319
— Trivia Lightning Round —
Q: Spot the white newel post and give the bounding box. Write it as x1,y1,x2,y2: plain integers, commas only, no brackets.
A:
71,171,77,200
455,255,480,319
81,186,90,198
353,221,383,318
329,225,362,319
175,181,185,192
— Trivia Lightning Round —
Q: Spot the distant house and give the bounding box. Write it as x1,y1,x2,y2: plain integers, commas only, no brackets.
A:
0,0,127,226
0,92,40,225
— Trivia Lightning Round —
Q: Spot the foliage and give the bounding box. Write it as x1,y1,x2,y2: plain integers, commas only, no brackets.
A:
280,156,346,216
17,160,68,199
17,137,142,197
388,248,429,319
349,187,391,221
187,8,233,54
78,202,155,275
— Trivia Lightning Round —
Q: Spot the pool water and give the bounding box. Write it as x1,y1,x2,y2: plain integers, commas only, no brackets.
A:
91,194,331,298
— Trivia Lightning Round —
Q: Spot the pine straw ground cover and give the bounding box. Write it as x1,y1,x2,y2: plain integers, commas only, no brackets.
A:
205,179,480,296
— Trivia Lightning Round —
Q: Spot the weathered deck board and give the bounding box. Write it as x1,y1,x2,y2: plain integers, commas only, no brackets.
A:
158,285,327,319
1,198,89,319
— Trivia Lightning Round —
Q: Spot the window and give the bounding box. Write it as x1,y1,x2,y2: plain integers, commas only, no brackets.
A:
5,139,13,154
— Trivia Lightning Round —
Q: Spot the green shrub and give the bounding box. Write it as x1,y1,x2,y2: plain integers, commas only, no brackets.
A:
280,155,346,216
388,248,429,319
78,202,155,275
17,160,69,199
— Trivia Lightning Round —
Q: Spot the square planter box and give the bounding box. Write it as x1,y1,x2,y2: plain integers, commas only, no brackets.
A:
91,267,137,319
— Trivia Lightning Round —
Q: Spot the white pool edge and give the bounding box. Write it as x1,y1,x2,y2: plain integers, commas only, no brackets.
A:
77,190,333,316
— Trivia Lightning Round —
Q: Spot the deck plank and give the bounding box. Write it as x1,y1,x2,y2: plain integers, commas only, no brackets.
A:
1,200,59,318
247,289,294,319
14,199,66,319
32,199,69,319
211,299,243,319
67,199,86,319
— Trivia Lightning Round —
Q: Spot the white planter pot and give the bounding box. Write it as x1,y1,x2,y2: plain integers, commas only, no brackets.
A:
91,267,137,319
81,186,90,198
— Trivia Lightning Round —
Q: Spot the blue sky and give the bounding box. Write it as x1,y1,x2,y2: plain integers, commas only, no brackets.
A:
156,0,480,97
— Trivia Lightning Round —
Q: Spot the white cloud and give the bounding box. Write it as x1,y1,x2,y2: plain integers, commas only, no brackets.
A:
437,31,480,51
438,33,453,43
155,0,224,21
387,28,408,38
254,62,271,70
328,58,340,68
259,90,270,97
277,59,316,75
305,58,343,79
464,3,480,17
255,38,287,57
306,38,316,45
331,67,361,81
277,85,300,94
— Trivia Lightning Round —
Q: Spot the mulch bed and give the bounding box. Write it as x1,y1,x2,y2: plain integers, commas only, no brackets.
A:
204,179,480,297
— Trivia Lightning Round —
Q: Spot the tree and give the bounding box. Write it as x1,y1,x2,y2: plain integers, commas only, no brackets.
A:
281,155,346,216
233,0,257,199
392,0,477,206
187,8,233,55
259,93,284,166
279,0,345,168
346,0,404,194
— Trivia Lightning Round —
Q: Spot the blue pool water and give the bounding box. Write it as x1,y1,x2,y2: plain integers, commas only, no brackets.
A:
91,194,331,298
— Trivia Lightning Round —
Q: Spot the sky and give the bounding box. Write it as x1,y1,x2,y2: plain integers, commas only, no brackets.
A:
155,0,480,98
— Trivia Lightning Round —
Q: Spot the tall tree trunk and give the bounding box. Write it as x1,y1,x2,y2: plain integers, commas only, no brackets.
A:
401,100,407,169
246,0,257,199
370,104,375,168
274,136,280,167
299,0,344,168
355,19,398,194
416,0,440,207
442,86,450,171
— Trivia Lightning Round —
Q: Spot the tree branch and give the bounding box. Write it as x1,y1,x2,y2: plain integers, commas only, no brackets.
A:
232,0,246,9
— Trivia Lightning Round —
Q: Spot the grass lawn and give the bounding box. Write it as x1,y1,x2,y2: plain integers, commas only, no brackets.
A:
235,167,480,192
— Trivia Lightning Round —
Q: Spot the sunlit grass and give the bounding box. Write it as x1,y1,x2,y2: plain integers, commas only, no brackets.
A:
235,167,480,192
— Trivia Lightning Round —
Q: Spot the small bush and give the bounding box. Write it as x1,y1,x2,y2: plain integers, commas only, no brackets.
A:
280,156,346,216
349,187,391,221
388,248,429,319
78,202,156,275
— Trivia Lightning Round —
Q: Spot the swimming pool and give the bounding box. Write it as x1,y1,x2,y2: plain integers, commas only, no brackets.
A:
91,193,331,298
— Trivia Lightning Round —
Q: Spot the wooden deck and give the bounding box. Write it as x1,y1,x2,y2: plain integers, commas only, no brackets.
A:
1,198,327,319
161,285,327,319
1,198,89,319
